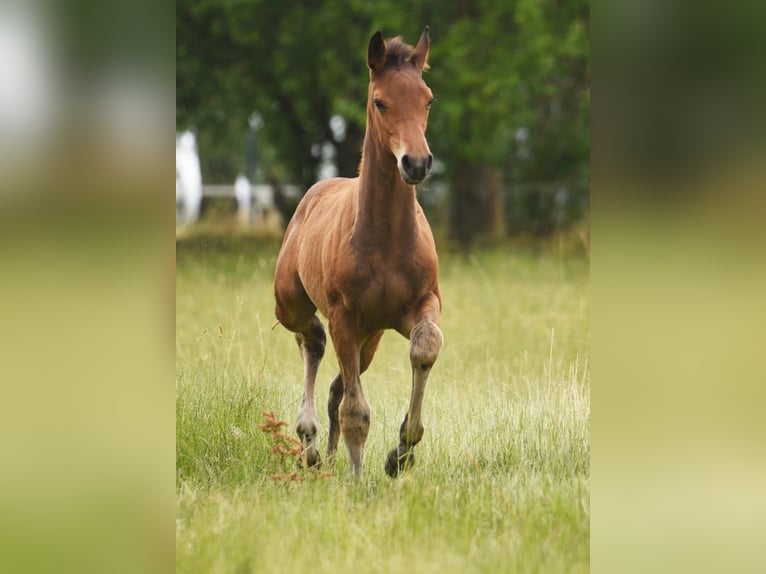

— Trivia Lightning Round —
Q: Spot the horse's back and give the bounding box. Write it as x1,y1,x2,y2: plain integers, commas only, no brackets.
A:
291,178,356,233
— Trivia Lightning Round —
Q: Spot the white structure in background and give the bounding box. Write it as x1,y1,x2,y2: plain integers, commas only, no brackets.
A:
252,181,275,223
0,3,58,182
202,176,276,226
316,114,347,180
176,130,202,224
234,175,252,224
231,175,277,225
176,126,277,227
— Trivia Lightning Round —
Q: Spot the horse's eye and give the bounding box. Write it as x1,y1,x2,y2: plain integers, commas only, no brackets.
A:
373,98,386,111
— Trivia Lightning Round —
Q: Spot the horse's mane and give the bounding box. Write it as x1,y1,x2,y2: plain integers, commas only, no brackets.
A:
383,36,430,71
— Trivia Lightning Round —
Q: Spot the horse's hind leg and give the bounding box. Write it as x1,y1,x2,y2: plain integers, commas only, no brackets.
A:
327,331,383,462
293,315,326,468
275,278,326,468
386,296,443,477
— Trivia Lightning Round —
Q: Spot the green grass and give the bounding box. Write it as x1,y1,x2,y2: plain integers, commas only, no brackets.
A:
176,236,589,573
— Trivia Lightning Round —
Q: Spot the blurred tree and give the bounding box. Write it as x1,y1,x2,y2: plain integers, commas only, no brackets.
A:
427,0,589,244
177,0,375,219
504,0,589,236
176,0,589,240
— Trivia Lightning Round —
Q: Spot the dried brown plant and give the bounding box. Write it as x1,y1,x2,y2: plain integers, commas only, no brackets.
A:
259,411,333,482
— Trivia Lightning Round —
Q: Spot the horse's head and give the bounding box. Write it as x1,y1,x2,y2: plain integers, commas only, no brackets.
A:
367,27,434,185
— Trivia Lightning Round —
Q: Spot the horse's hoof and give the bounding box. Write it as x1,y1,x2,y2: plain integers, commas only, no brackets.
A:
384,447,414,478
298,447,322,469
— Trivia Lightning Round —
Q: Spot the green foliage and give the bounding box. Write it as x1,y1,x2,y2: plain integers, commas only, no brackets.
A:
177,1,589,232
178,0,373,186
176,238,590,572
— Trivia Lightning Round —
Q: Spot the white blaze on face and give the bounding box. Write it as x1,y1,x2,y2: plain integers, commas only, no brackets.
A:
395,145,407,173
394,132,432,184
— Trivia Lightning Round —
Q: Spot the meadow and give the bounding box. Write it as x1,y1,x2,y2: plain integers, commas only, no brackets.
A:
176,235,590,573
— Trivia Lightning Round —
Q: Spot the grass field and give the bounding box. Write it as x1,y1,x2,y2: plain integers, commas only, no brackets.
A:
176,235,590,573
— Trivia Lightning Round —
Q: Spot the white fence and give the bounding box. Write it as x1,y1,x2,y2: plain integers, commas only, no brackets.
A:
176,176,304,227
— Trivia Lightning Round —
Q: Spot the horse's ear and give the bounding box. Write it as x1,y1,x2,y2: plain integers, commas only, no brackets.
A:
410,26,430,72
368,31,386,72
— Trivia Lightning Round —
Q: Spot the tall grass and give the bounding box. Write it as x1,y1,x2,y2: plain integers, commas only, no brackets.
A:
176,237,589,573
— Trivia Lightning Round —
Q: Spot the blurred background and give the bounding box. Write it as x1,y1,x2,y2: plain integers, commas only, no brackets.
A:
2,0,765,571
176,0,589,248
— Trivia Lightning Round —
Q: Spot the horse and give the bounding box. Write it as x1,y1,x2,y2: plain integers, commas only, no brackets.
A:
273,27,443,477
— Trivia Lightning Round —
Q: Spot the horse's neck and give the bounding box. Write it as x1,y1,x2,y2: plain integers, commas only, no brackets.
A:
353,137,418,251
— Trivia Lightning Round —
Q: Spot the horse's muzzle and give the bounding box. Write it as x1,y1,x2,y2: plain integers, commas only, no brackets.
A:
399,153,433,185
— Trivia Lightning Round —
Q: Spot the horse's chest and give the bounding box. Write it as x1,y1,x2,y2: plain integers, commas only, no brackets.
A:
337,260,420,324
359,272,411,311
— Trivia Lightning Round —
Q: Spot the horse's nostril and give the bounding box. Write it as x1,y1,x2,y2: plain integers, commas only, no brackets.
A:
399,154,431,182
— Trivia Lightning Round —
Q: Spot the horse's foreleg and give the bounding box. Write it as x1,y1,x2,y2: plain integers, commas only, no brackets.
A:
329,316,369,476
386,299,443,477
294,315,326,468
327,331,383,463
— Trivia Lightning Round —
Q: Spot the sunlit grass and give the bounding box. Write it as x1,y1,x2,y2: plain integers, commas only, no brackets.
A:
176,237,589,573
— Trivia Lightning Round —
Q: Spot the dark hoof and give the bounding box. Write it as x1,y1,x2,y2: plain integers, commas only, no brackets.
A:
297,448,322,469
384,447,414,478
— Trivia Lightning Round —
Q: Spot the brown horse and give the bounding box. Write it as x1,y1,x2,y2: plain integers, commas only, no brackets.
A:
273,27,443,477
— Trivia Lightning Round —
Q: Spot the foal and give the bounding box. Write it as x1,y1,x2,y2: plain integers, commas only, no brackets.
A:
274,27,443,477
